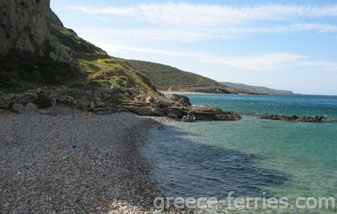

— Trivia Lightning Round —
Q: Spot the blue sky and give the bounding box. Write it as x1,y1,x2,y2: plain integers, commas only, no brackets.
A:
51,0,337,95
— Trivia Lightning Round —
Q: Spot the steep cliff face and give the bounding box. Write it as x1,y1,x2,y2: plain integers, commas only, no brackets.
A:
0,0,82,87
0,0,159,98
0,0,72,61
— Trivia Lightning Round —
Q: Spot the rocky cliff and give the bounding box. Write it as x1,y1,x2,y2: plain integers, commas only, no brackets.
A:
0,0,83,88
0,0,158,98
0,0,243,123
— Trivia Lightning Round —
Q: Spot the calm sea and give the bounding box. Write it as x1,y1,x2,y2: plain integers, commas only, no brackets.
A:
141,94,337,213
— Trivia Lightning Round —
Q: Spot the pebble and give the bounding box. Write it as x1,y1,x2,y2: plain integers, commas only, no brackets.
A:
0,111,191,213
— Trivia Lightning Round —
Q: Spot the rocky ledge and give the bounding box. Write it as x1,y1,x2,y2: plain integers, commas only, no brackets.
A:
0,87,242,122
259,114,325,122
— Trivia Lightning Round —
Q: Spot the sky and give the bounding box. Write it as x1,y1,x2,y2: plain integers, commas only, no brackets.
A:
51,0,337,95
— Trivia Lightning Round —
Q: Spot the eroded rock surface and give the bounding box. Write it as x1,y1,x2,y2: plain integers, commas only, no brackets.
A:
0,87,242,122
259,115,325,122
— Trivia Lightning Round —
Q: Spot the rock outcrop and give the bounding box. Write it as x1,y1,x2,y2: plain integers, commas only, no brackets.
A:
186,108,242,121
0,87,242,122
169,94,191,106
0,0,82,87
259,115,325,122
0,0,70,61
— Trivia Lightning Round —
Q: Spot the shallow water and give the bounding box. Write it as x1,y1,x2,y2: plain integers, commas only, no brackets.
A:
141,94,337,213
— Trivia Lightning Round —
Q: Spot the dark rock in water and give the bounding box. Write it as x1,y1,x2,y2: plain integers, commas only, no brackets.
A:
182,114,196,122
166,107,186,119
33,95,53,108
170,94,191,106
158,125,166,130
259,115,325,122
187,108,242,121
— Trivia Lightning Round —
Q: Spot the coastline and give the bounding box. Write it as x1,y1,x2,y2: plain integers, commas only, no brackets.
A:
160,91,211,95
0,109,184,213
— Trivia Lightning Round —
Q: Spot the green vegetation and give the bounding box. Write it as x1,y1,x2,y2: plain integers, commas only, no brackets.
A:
0,8,267,97
33,95,53,108
48,23,107,56
0,53,77,89
127,60,259,94
49,22,162,98
221,82,294,95
0,19,160,99
73,57,159,97
127,60,221,91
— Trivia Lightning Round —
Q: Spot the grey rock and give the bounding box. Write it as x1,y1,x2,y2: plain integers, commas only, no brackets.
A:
90,101,95,110
0,0,82,73
94,97,101,103
182,114,196,122
95,102,105,108
26,102,38,111
145,96,154,104
12,104,25,114
78,99,90,107
259,114,325,122
166,108,185,119
0,96,11,109
170,94,191,106
187,108,241,121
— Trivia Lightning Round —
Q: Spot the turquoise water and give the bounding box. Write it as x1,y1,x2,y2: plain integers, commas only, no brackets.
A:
141,94,337,213
187,94,337,118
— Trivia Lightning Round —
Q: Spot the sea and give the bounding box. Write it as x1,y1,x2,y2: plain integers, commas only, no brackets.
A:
141,94,337,213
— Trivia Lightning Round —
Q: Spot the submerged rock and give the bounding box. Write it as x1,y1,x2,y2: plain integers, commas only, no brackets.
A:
259,115,325,122
187,108,242,121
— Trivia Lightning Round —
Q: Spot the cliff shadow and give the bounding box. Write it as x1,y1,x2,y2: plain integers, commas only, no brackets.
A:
141,124,290,199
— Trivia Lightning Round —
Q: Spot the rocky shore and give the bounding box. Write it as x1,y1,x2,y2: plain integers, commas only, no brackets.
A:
0,87,242,122
0,109,193,213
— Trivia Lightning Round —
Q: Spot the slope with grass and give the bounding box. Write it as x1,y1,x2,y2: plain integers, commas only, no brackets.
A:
127,60,262,94
48,23,159,98
0,0,160,100
221,82,294,95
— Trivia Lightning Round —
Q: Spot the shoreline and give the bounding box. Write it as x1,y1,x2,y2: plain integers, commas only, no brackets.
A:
0,109,184,213
160,91,211,95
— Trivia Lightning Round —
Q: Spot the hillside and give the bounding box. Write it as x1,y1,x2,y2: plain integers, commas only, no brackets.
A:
221,82,294,95
127,60,260,94
0,0,159,100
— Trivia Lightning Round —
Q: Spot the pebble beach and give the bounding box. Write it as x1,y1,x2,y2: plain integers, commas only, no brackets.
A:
0,109,186,213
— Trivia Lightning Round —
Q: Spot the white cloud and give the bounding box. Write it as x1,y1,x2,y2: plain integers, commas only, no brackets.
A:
95,43,204,58
75,23,337,43
301,61,337,71
75,28,235,42
88,42,337,72
203,54,306,71
292,23,337,33
204,54,337,71
68,2,337,42
68,6,136,16
68,3,337,26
